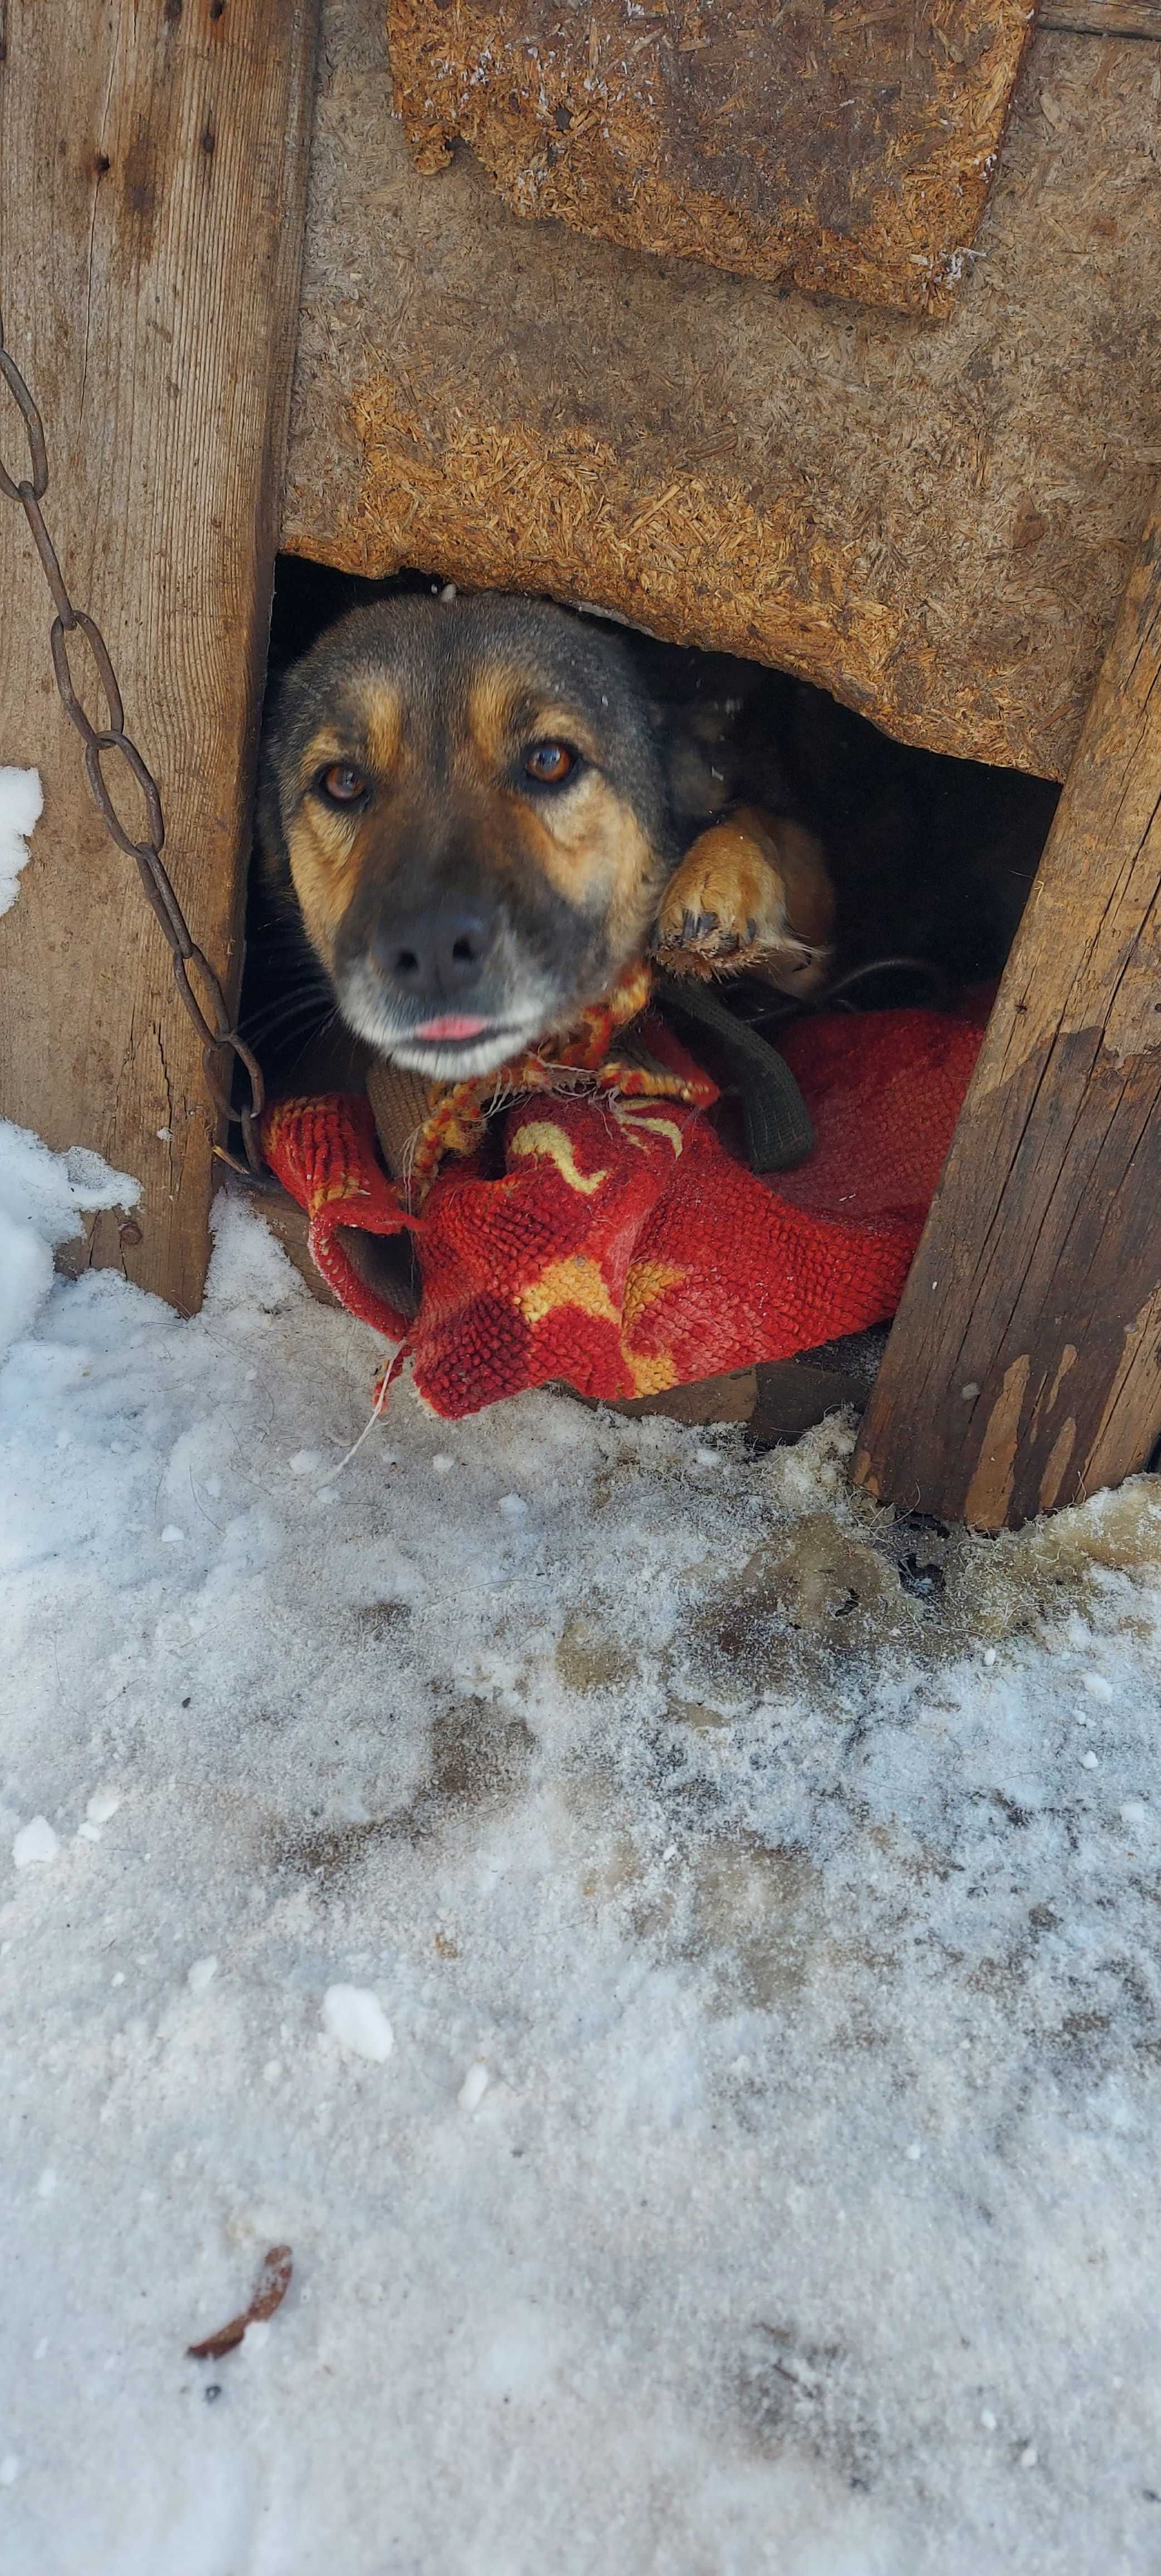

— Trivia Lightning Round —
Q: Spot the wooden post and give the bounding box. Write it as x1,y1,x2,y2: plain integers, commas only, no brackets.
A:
854,477,1161,1529
0,0,318,1310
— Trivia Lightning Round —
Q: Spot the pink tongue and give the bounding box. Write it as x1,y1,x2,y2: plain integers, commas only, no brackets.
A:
413,1012,489,1043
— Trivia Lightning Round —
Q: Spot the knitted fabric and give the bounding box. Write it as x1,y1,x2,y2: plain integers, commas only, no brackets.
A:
262,973,983,1421
363,960,716,1191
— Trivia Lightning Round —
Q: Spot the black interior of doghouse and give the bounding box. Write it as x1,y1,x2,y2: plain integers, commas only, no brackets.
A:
241,553,1060,1103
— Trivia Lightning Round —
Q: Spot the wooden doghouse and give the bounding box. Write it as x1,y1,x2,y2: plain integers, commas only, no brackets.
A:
2,0,1159,1528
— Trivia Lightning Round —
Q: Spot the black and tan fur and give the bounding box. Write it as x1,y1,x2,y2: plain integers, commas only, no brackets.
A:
257,591,832,1085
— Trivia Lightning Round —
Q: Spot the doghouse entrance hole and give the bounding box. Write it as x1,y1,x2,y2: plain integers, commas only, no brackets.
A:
241,553,1060,1100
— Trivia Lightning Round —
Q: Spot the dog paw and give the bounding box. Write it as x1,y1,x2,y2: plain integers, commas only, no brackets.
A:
652,808,835,994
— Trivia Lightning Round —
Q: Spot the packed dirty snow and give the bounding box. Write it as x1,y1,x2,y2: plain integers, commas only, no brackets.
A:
0,765,42,918
2,1123,1160,2574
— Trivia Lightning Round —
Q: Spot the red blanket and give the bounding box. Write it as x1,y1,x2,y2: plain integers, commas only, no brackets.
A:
263,992,981,1421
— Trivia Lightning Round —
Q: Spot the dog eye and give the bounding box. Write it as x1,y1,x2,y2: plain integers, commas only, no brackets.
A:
315,762,367,806
524,741,577,786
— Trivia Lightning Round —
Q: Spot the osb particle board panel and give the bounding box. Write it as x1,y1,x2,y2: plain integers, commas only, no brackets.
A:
388,0,1034,320
282,0,1161,779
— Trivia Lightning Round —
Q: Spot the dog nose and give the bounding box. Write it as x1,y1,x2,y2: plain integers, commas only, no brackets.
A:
371,903,491,998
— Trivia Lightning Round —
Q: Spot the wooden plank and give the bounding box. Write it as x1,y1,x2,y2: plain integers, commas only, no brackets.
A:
1043,3,1161,35
0,0,318,1311
853,477,1161,1530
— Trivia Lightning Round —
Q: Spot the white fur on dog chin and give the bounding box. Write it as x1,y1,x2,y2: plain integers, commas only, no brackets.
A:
0,765,43,917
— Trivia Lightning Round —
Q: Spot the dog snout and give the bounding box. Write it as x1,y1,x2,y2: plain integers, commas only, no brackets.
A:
369,900,493,1002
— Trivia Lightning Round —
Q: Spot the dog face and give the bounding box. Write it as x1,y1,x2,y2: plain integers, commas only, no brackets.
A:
258,593,673,1081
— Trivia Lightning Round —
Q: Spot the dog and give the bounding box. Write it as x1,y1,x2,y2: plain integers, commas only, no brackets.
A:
256,590,834,1086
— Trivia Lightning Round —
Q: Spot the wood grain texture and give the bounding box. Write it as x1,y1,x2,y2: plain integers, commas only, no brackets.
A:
853,479,1161,1529
0,0,318,1310
285,1,1161,779
1043,2,1161,33
388,0,1033,320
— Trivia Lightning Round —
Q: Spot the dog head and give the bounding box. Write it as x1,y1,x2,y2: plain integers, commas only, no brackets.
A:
257,592,673,1081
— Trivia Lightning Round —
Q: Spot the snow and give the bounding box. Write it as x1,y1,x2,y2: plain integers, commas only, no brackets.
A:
11,1816,59,1870
0,1120,136,1364
2,1126,1161,2571
0,765,42,918
321,1983,395,2063
457,2059,491,2112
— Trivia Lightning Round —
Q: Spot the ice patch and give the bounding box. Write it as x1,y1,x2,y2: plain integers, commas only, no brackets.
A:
0,764,42,916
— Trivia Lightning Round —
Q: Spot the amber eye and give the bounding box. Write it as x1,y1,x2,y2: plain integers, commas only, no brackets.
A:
524,741,577,786
316,761,367,806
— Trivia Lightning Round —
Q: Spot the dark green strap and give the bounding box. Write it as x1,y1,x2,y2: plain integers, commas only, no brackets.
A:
657,974,814,1172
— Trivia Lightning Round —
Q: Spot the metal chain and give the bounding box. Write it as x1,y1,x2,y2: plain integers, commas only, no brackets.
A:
0,308,269,1179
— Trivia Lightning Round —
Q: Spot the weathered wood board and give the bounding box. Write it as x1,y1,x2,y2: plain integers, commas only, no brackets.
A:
388,0,1034,320
1045,3,1161,31
0,0,318,1310
853,474,1161,1529
283,0,1161,780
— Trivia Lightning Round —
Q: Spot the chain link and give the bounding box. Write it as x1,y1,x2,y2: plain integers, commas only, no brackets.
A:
0,307,269,1181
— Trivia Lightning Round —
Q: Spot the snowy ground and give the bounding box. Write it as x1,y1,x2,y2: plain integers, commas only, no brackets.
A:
2,1123,1161,2576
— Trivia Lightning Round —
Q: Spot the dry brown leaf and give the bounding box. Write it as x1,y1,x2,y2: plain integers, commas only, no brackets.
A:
187,2245,293,2362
